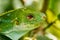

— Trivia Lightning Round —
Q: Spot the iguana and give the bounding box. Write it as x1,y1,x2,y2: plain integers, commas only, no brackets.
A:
0,8,47,40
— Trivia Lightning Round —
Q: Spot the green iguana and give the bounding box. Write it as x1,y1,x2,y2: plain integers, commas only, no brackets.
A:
0,8,47,40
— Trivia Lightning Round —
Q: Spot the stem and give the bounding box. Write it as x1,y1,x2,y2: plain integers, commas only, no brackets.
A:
43,20,56,31
41,0,49,13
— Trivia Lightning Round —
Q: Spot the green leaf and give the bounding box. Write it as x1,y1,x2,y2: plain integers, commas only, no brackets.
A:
0,0,13,13
13,0,24,9
48,0,60,14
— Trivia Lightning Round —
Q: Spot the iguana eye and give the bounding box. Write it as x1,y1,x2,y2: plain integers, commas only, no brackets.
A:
27,14,34,20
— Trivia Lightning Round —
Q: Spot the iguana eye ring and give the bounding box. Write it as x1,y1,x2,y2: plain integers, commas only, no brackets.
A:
27,14,34,20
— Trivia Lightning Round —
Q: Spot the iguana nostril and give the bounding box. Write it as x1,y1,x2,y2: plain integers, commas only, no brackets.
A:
27,14,34,20
15,20,19,25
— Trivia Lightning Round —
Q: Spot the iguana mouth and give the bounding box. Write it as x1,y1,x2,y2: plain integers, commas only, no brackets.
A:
13,22,41,31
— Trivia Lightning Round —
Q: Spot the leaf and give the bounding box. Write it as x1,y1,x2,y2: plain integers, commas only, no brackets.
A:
46,26,60,39
48,0,60,14
46,1,60,39
46,9,56,23
13,0,24,9
0,0,13,13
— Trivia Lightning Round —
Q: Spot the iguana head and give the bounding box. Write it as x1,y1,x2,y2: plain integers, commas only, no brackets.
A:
0,8,46,40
